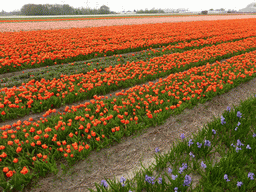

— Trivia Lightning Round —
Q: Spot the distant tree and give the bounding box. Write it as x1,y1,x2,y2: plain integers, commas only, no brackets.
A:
99,5,110,14
209,8,214,11
21,4,35,15
20,3,113,15
136,8,164,13
62,4,74,15
50,4,62,15
201,10,208,15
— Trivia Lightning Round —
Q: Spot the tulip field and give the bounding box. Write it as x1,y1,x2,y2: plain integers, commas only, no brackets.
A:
0,15,256,191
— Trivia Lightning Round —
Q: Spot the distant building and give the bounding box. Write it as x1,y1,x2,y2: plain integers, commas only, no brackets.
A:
162,8,189,13
117,11,136,14
208,10,227,14
239,2,256,12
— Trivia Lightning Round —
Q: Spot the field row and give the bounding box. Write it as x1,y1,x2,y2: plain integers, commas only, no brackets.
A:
1,28,255,89
1,47,256,190
1,36,256,122
1,18,256,73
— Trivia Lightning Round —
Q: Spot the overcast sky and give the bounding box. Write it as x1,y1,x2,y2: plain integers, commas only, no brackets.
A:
1,0,256,12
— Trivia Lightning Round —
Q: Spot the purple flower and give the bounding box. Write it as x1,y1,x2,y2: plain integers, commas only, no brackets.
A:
151,177,155,185
168,167,172,174
236,139,244,147
231,143,235,147
179,167,185,174
155,147,160,153
120,176,126,183
188,139,194,147
224,174,230,182
235,147,242,153
227,106,231,112
212,129,216,134
145,175,155,184
179,163,188,174
221,115,226,125
172,174,178,180
182,163,188,169
145,175,150,183
235,127,238,131
204,140,211,147
237,181,243,187
253,133,256,137
101,180,108,188
174,187,178,192
246,145,251,149
201,161,207,169
183,175,192,187
237,122,241,126
197,142,202,148
237,111,242,118
189,152,195,158
248,172,254,180
180,133,185,140
158,177,162,184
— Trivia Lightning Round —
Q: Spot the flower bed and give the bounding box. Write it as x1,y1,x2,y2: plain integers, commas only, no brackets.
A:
1,49,256,191
1,36,256,122
1,18,256,73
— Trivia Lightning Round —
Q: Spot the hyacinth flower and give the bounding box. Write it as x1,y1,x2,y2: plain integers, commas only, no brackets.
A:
180,133,185,140
120,176,126,187
248,172,254,180
224,174,230,182
183,175,192,187
101,179,109,188
178,163,188,174
221,115,226,125
237,111,242,118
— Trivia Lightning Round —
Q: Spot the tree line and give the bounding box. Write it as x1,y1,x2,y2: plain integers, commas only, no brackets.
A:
136,8,165,13
0,4,169,16
20,4,113,15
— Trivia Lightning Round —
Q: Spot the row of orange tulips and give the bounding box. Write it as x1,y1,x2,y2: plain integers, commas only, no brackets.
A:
1,36,256,122
1,49,256,190
1,18,256,73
